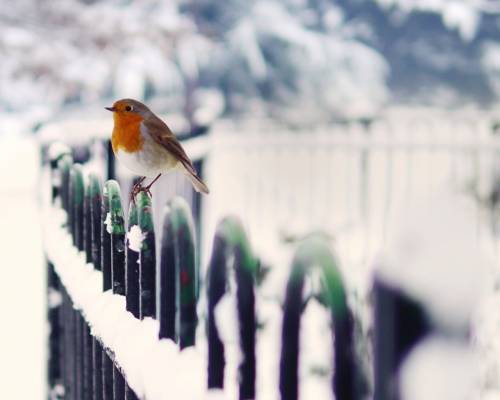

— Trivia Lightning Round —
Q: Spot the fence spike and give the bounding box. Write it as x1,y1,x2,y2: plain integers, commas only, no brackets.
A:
279,235,360,400
159,197,198,349
207,216,257,399
137,192,156,319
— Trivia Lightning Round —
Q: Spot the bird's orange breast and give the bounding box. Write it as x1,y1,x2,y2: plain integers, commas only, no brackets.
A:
111,113,144,153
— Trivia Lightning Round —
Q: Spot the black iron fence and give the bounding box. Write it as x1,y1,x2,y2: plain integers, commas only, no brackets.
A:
44,138,440,400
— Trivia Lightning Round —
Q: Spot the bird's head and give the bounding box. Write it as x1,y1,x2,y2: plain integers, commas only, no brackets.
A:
105,99,151,121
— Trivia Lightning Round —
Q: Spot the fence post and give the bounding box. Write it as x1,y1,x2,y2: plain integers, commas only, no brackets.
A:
373,277,430,400
137,192,156,319
279,236,359,400
57,154,73,215
84,175,92,263
106,181,126,295
207,217,257,399
159,197,198,349
126,201,140,318
89,174,102,271
70,165,85,252
101,182,112,292
47,262,62,395
48,143,71,203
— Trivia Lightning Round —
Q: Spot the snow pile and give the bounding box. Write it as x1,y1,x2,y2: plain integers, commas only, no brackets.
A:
399,335,478,400
377,189,489,332
299,299,334,400
127,225,146,253
213,293,242,400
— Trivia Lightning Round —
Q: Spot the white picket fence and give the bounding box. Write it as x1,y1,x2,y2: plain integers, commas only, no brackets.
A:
201,111,500,295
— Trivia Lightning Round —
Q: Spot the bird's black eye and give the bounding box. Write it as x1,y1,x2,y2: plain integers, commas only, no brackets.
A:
125,105,132,112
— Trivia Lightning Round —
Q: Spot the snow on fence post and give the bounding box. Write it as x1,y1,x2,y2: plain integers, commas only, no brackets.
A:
207,217,257,399
279,236,358,400
126,201,140,318
137,191,157,319
159,197,198,348
372,277,430,400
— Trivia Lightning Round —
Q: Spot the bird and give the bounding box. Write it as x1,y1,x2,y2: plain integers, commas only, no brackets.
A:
105,99,209,201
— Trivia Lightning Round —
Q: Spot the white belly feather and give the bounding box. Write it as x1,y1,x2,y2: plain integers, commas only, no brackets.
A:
115,124,180,178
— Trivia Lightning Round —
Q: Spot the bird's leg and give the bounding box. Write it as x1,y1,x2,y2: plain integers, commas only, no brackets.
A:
137,174,162,198
130,176,146,204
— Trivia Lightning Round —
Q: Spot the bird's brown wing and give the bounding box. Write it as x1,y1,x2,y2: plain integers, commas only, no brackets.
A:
144,115,197,175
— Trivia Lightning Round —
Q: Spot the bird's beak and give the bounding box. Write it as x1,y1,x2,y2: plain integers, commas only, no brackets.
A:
105,106,116,112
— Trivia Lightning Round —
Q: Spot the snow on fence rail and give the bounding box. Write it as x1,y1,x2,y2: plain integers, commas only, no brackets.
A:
44,146,366,400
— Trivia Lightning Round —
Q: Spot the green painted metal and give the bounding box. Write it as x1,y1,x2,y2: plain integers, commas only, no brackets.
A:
280,234,357,400
291,236,347,317
216,216,258,275
105,180,126,235
207,216,257,398
137,191,154,233
159,196,198,348
104,180,126,295
87,174,102,271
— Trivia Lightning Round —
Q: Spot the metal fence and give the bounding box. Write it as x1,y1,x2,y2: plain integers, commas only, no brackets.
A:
43,111,498,400
45,145,366,400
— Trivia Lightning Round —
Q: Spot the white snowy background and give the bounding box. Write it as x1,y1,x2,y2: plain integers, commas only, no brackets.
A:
2,0,500,399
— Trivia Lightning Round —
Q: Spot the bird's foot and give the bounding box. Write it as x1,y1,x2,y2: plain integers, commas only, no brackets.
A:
137,185,153,198
130,177,147,205
129,185,153,205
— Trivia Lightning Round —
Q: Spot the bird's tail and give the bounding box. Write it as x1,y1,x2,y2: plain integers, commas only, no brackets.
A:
183,167,209,194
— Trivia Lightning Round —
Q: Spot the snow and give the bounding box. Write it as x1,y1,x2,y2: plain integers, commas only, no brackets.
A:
377,189,489,332
127,225,146,253
213,292,243,400
0,135,45,399
399,335,478,400
104,212,112,235
299,299,334,400
442,2,480,42
47,142,71,161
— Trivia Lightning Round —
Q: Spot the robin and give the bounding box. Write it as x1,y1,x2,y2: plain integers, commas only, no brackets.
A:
105,99,209,201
